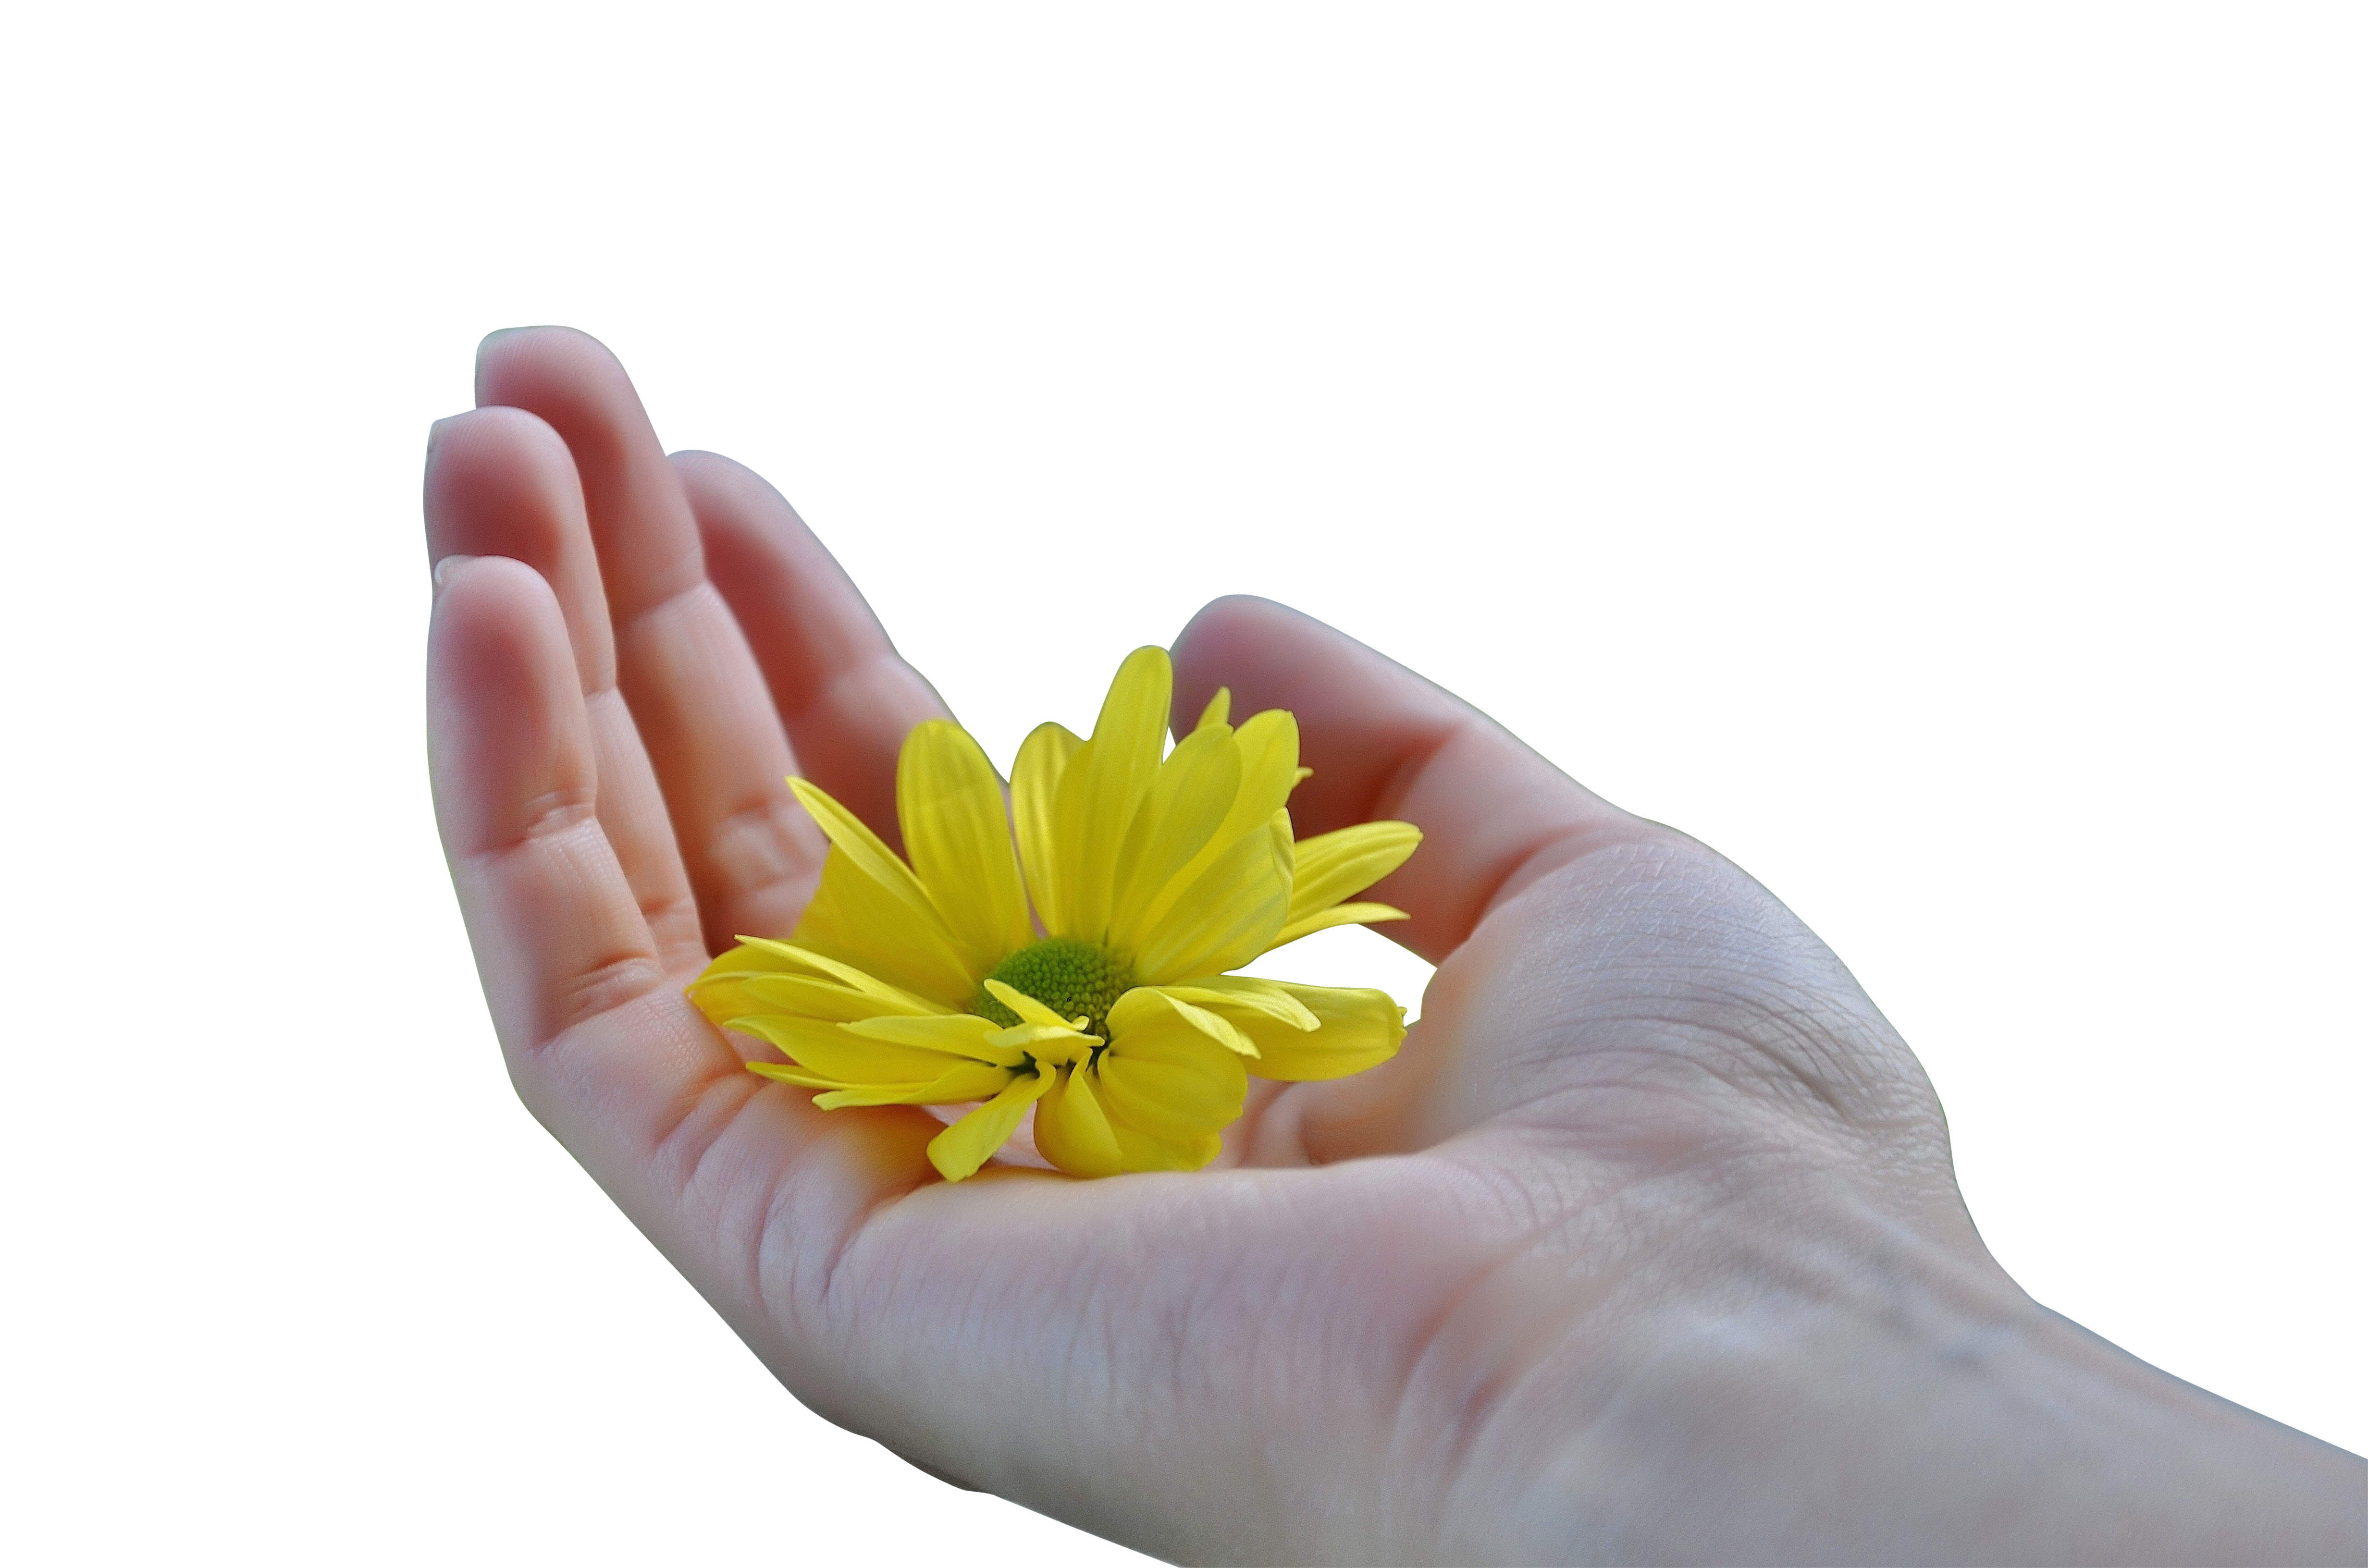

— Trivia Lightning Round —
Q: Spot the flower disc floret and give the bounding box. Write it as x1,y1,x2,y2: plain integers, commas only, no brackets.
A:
973,938,1133,1038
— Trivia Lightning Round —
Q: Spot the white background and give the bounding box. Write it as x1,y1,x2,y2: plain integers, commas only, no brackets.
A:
2,5,2359,1562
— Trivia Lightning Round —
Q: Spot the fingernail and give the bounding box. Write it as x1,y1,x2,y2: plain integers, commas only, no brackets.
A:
432,553,480,597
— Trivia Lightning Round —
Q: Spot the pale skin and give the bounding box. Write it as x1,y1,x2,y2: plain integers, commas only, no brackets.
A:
426,328,2365,1566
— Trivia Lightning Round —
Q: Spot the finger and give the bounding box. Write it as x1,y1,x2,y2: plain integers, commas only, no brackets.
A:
427,553,944,1335
1171,595,1663,963
423,407,704,971
474,327,822,952
675,450,951,849
428,553,687,1066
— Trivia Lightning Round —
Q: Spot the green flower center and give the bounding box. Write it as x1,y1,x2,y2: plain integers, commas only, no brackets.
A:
972,937,1134,1039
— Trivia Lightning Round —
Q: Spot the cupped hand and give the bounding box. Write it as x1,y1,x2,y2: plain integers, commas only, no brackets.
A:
425,330,2360,1566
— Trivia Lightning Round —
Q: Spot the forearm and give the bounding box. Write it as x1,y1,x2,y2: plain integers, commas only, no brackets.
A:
1460,1207,2363,1565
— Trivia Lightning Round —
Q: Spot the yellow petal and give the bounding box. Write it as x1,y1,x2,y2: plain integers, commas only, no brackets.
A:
738,1015,1005,1081
1210,710,1304,859
788,777,938,921
813,1061,1016,1107
686,939,820,1027
1097,1014,1248,1140
1194,687,1231,731
1228,981,1407,1082
1011,721,1083,935
786,778,978,1005
897,719,1034,973
977,977,1076,1030
1123,708,1306,945
991,1022,1097,1066
1050,647,1172,943
1034,1063,1124,1177
793,845,980,1008
1270,901,1412,948
744,1060,843,1090
1283,821,1423,931
842,1013,1029,1066
1108,986,1259,1057
1151,974,1321,1031
705,938,947,1014
1131,808,1293,983
726,972,938,1024
1106,723,1242,954
691,939,806,982
926,1068,1054,1181
1109,1123,1223,1173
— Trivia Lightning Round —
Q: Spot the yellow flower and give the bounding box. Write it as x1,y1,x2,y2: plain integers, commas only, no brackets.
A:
688,647,1422,1181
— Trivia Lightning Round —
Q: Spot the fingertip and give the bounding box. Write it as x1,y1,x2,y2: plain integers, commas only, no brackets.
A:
469,325,704,615
422,407,578,551
424,402,572,484
1170,594,1455,806
420,405,619,684
474,324,633,412
671,448,814,549
1174,598,1282,719
677,452,814,568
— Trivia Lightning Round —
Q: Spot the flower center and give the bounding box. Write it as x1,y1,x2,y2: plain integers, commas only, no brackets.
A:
972,937,1134,1039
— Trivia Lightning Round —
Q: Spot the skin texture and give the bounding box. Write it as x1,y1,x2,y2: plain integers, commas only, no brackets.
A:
425,328,2367,1566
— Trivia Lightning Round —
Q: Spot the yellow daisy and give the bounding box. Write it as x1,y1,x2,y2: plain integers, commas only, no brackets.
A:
688,647,1422,1181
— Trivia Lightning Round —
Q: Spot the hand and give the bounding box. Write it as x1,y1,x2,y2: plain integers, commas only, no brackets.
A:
425,329,2363,1565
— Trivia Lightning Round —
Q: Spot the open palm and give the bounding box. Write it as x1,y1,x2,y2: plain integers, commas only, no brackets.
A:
426,330,2356,1567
